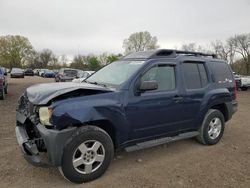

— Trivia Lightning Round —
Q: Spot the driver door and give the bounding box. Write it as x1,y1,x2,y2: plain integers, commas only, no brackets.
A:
125,63,188,141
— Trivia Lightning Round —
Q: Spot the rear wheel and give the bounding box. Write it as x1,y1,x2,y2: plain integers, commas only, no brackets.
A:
241,87,248,91
60,126,114,184
196,109,225,145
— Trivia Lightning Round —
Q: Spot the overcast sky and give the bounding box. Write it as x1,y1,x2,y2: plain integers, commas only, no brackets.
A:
0,0,250,57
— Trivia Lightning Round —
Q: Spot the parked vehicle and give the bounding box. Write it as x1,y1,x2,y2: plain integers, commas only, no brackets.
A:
10,68,24,78
0,67,8,100
33,69,40,76
239,76,250,91
72,70,95,83
43,70,55,78
39,69,48,77
234,75,242,90
15,49,237,183
24,68,34,76
233,73,250,91
55,68,78,82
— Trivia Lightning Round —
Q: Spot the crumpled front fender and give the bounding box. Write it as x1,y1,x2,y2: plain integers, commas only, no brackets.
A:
51,96,127,130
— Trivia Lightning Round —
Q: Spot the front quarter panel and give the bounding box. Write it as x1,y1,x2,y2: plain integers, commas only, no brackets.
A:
51,92,129,144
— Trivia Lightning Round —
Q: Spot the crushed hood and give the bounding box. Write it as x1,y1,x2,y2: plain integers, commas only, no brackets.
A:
26,82,111,105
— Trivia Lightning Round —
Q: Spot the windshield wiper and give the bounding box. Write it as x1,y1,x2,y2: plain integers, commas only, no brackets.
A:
84,80,107,87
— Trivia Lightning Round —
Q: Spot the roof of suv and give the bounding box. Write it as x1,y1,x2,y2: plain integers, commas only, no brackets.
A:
122,49,218,61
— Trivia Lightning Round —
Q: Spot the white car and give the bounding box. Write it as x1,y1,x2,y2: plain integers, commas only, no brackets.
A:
72,71,95,83
240,76,250,90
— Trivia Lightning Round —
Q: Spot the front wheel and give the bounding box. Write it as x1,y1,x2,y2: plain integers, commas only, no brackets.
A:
4,85,8,94
196,109,225,145
60,126,114,183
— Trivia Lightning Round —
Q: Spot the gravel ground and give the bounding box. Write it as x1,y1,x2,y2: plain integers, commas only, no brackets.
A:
0,76,250,188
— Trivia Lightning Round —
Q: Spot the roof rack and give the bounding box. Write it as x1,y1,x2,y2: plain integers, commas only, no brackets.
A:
152,49,217,58
123,49,217,59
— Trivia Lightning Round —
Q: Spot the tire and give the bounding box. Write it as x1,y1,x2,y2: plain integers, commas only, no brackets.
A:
60,126,114,184
241,87,248,91
196,109,225,145
0,88,5,100
4,85,7,94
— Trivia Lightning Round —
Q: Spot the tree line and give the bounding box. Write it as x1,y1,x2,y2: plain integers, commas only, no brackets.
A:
0,35,121,71
122,31,250,75
0,32,250,74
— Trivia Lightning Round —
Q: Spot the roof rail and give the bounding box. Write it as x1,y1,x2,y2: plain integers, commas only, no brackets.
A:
152,49,217,58
123,49,217,60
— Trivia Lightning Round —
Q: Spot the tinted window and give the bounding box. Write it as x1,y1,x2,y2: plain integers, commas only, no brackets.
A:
198,64,208,86
210,62,233,83
64,70,78,76
183,62,208,89
141,65,175,91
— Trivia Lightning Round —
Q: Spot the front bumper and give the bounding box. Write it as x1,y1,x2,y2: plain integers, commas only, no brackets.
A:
16,111,76,167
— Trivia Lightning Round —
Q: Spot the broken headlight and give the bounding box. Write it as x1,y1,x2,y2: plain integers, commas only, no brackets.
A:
39,107,53,126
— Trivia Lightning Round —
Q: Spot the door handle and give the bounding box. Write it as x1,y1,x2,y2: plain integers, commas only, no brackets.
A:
173,96,183,102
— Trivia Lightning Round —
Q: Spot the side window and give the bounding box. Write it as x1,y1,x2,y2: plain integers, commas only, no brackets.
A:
198,63,208,86
183,62,208,89
141,64,175,91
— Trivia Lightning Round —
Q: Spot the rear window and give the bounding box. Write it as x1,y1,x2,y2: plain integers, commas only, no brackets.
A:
64,70,77,76
210,62,233,83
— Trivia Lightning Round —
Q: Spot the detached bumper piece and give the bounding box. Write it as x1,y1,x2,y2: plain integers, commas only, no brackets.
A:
15,125,50,167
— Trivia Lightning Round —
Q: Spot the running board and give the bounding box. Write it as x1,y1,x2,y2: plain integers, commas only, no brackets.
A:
125,131,199,152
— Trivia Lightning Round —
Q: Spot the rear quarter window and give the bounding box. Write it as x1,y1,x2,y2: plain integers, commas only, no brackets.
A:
210,62,233,84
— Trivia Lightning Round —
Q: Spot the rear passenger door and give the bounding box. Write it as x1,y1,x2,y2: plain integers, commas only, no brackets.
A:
181,61,209,129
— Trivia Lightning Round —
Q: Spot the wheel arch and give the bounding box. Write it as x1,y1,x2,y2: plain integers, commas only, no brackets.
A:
84,120,118,149
210,103,229,122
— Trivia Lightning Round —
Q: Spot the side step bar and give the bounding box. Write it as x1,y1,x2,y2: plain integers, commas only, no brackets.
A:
125,131,199,152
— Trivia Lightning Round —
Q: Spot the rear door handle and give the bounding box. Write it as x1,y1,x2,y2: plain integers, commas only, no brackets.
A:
173,96,183,102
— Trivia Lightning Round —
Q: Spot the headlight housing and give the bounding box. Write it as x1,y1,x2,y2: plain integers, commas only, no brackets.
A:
39,107,53,126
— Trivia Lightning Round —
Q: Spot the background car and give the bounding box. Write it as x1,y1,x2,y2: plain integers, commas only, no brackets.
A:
24,68,34,76
72,70,95,83
55,68,78,82
10,68,24,78
39,69,48,77
0,67,8,100
43,70,55,78
33,69,39,76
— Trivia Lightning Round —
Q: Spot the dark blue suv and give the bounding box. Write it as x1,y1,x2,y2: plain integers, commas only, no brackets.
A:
15,50,237,183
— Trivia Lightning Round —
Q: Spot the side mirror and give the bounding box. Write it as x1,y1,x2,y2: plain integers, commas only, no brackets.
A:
139,81,158,91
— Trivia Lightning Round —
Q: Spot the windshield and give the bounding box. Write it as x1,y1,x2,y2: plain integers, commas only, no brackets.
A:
86,60,145,87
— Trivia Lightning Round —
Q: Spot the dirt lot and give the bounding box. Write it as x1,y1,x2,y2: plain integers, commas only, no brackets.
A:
0,76,250,188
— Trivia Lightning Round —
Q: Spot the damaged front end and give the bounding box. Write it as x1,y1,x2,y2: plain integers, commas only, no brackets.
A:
15,83,117,167
16,93,77,166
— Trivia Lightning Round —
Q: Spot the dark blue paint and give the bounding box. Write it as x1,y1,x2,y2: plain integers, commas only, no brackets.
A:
25,55,237,149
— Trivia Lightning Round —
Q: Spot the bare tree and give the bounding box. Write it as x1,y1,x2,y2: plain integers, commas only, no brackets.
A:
231,34,250,74
123,31,159,54
180,43,209,53
39,49,53,68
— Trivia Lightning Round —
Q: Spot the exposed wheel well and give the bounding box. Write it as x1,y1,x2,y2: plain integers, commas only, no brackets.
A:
211,103,229,122
86,120,117,149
